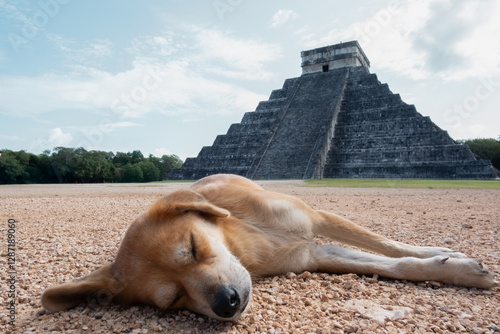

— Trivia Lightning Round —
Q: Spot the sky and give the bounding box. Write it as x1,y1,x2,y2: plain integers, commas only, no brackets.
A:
1,0,499,161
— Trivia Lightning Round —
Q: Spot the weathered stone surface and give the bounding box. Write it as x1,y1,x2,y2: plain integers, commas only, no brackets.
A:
169,42,498,180
248,69,348,179
301,41,370,74
322,67,497,179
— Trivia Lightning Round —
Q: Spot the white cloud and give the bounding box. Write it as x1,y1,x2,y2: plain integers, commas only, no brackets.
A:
195,29,282,80
107,121,143,129
270,9,299,28
0,70,114,117
48,34,113,67
448,123,489,139
447,1,500,80
0,24,277,122
0,1,32,25
127,31,183,64
48,128,73,146
301,0,500,81
66,122,143,137
0,46,268,120
127,26,281,81
110,61,268,118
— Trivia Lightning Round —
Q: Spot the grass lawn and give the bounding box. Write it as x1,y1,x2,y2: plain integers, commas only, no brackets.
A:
305,178,500,189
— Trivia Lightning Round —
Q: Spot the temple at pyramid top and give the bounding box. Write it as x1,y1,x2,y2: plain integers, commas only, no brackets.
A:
301,41,370,74
169,41,498,180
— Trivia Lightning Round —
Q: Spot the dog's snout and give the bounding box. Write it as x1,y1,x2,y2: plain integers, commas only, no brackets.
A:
211,285,241,319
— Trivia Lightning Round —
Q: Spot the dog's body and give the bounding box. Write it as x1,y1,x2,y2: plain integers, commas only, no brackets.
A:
42,174,497,320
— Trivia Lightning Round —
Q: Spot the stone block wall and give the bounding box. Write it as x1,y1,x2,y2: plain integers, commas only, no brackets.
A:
322,67,497,179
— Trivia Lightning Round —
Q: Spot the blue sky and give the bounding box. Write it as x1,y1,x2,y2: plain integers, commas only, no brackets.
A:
1,0,499,160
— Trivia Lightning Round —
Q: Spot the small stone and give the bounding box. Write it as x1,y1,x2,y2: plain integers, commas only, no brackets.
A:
331,276,343,283
489,325,500,332
298,271,311,279
432,280,443,287
343,280,354,289
94,311,104,319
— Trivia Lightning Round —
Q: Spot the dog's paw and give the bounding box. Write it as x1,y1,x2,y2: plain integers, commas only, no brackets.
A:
403,244,468,259
434,256,498,289
427,246,468,259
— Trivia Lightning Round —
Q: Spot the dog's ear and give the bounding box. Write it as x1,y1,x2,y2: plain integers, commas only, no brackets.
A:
41,263,123,312
148,189,230,221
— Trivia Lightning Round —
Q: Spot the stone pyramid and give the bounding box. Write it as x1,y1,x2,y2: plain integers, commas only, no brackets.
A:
169,41,498,180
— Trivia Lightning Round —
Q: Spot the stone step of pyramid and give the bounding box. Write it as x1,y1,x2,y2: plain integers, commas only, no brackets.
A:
325,160,495,179
328,145,476,163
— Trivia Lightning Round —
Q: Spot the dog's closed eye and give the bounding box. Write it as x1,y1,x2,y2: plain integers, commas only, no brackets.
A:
191,232,198,261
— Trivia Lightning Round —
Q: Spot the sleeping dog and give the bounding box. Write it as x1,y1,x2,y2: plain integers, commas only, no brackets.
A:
42,174,497,320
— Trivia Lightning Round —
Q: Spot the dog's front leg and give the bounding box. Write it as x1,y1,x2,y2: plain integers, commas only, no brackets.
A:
309,245,498,289
313,211,467,259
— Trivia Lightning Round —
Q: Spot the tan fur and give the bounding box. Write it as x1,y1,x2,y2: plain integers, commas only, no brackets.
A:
42,174,497,320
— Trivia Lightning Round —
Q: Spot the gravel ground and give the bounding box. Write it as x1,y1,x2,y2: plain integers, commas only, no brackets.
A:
1,181,499,333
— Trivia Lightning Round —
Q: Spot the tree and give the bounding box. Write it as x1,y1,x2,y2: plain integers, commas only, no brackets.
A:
0,150,27,184
461,138,500,170
33,153,58,183
138,161,160,182
158,154,183,179
90,151,115,182
49,147,78,183
113,152,132,166
121,163,143,182
24,152,47,183
0,147,182,184
130,150,144,164
73,150,114,183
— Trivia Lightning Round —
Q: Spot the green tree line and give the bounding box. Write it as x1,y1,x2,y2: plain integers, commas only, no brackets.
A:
459,137,500,171
0,147,183,184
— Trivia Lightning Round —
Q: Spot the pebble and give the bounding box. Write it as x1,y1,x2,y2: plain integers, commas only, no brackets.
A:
298,271,311,279
444,237,454,244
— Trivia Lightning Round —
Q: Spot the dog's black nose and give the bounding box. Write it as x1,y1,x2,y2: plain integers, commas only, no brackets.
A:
211,285,241,319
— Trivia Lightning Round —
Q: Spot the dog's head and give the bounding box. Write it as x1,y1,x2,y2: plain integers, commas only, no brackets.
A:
41,190,252,321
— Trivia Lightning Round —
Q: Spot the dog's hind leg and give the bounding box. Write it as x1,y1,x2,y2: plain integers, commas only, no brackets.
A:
309,244,498,289
313,211,468,259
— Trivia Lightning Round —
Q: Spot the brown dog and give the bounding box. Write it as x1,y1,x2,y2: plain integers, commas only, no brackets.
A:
42,174,497,320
